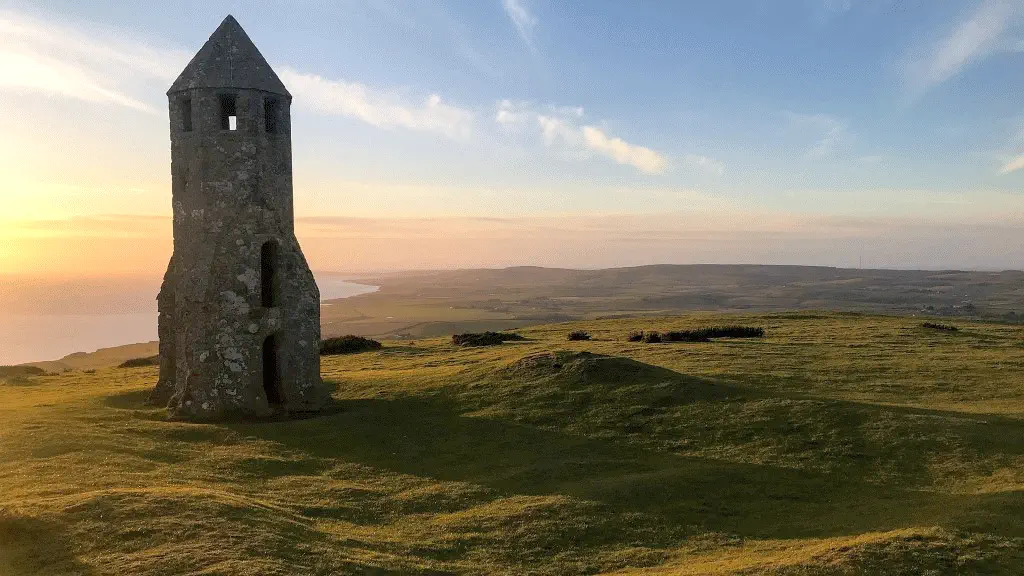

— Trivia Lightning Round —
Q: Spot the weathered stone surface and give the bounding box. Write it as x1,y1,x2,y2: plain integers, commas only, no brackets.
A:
168,15,290,96
155,15,328,420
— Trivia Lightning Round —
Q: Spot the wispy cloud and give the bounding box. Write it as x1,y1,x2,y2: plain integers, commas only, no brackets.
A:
280,69,474,139
0,9,477,138
582,126,669,175
996,121,1024,174
364,0,500,78
823,0,853,14
904,0,1024,97
496,100,682,175
502,0,538,52
684,154,726,176
0,10,188,113
1000,154,1024,173
785,112,851,158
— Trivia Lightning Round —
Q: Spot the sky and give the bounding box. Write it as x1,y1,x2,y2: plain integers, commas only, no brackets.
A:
2,0,1024,276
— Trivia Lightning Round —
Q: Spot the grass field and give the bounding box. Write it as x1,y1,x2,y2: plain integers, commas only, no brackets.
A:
2,312,1024,574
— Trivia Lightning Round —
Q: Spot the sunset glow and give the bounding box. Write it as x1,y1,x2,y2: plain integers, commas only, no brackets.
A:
2,2,1023,277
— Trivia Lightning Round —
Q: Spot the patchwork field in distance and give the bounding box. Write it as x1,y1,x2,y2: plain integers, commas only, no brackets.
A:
322,265,1024,340
1,312,1023,574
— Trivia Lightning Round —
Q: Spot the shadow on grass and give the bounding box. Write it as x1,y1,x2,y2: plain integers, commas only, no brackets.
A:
102,389,153,410
106,352,1024,543
375,345,436,355
0,515,95,575
226,395,1003,541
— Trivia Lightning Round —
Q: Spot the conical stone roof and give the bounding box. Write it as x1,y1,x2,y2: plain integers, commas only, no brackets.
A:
168,15,290,96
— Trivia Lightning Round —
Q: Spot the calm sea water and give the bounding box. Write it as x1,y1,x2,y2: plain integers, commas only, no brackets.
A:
0,276,378,365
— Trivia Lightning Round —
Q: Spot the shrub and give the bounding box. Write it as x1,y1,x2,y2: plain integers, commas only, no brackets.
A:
697,326,765,339
567,330,591,341
119,355,160,368
320,335,383,355
663,331,710,343
664,326,764,341
452,332,524,347
922,322,959,332
633,326,765,344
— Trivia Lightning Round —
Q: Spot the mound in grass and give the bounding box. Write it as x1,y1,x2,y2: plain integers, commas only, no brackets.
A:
501,350,605,379
320,335,383,355
118,355,160,368
922,321,959,332
627,331,644,342
0,366,45,378
499,351,721,394
567,330,591,341
451,331,526,347
485,351,733,438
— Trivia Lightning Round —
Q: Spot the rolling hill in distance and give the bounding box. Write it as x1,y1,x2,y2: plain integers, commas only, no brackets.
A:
325,264,1024,339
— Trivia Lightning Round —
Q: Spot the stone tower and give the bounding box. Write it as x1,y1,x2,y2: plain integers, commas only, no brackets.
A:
152,15,328,420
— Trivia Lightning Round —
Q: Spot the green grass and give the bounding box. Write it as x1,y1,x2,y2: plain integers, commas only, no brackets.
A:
2,312,1024,574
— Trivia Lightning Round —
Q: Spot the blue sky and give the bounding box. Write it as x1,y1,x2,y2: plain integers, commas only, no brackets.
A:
1,0,1023,272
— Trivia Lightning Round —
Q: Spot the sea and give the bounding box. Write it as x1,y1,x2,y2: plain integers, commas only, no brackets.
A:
0,275,378,366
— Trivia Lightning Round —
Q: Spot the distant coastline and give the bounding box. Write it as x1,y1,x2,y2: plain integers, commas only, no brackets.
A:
0,276,378,366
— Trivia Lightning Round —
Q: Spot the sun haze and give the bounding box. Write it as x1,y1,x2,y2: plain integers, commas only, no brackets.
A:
1,2,1023,278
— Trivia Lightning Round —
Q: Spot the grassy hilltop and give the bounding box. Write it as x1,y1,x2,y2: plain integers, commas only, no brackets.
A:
2,312,1024,574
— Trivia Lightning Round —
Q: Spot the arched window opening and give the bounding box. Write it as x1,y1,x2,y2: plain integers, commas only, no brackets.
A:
260,240,278,308
262,334,282,406
219,94,238,131
180,98,193,132
264,98,279,133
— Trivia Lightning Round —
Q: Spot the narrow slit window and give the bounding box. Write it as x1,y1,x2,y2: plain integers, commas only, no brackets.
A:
219,94,237,131
262,334,282,405
181,98,192,132
260,240,278,307
264,98,279,133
